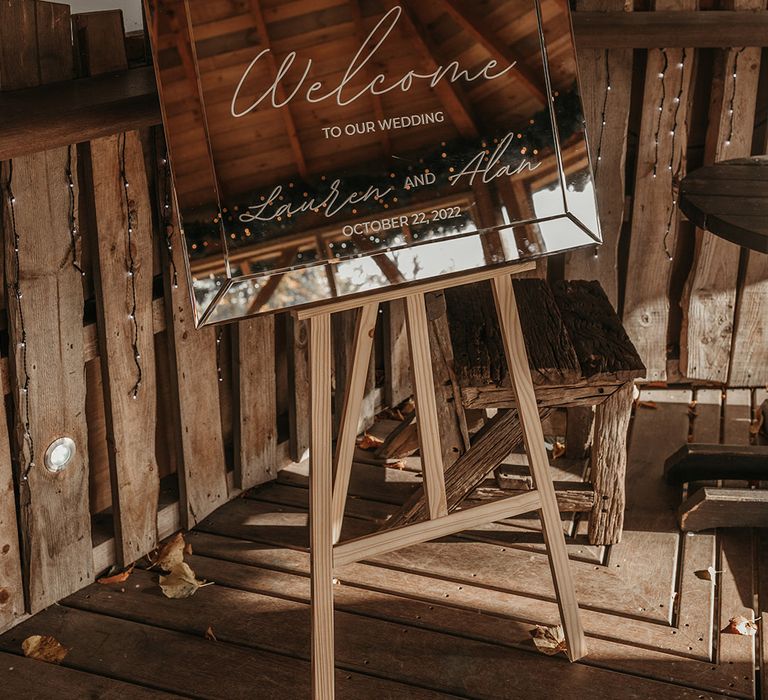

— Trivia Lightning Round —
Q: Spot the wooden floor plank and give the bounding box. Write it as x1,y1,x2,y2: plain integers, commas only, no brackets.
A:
0,606,447,700
716,529,756,697
606,391,692,624
182,529,745,697
0,650,184,699
62,565,734,700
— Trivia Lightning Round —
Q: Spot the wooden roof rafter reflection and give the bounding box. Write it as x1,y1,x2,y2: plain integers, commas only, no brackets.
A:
382,0,479,139
434,0,548,105
246,0,309,180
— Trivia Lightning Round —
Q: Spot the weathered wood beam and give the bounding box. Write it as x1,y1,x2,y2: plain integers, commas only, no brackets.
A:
0,67,159,161
434,0,547,104
573,10,768,48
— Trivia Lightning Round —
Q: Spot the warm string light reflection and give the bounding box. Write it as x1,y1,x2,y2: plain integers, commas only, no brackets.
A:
216,328,224,383
161,154,179,289
725,48,744,147
65,145,85,276
593,52,612,261
653,49,688,262
118,133,143,399
4,162,35,480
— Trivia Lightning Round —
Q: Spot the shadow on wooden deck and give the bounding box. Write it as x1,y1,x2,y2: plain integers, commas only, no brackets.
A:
0,388,765,699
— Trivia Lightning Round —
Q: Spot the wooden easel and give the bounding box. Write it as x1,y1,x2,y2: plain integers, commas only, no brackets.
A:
293,261,587,699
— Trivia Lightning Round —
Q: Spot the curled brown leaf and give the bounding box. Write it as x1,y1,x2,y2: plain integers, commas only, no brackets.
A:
356,433,385,451
22,635,68,664
721,616,758,636
530,625,567,656
159,562,212,599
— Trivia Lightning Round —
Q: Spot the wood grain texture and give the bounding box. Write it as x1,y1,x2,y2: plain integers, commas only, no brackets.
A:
386,408,548,528
622,0,697,382
331,302,378,544
491,273,586,661
681,0,764,383
233,315,277,490
383,300,412,407
573,9,768,48
405,293,448,519
88,132,159,564
160,171,227,530
565,0,632,307
79,9,159,566
588,381,634,544
0,1,92,613
288,316,310,462
335,491,541,568
308,313,335,700
0,389,23,632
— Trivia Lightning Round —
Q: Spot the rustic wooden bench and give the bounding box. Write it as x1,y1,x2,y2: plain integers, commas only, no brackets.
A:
383,279,645,546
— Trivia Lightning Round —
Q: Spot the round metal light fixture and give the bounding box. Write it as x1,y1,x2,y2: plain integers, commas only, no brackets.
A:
44,437,76,473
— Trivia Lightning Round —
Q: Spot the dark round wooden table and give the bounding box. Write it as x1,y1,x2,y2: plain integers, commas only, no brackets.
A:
679,155,768,254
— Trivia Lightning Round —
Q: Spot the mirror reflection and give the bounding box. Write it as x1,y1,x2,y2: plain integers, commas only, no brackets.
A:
146,0,601,324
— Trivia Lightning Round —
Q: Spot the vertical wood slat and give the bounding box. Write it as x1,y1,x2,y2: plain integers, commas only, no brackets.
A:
331,302,379,543
75,11,159,566
233,316,277,491
565,0,632,309
0,392,24,632
588,381,634,545
622,0,698,382
491,273,586,662
288,315,311,463
157,155,228,530
308,313,335,700
0,0,93,613
405,293,448,519
680,0,765,384
383,300,412,408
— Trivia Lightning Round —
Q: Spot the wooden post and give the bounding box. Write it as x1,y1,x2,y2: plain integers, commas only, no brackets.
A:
588,381,634,544
233,316,277,490
622,0,697,382
76,11,159,566
309,313,335,699
1,0,93,613
405,293,448,519
564,0,632,308
491,273,587,661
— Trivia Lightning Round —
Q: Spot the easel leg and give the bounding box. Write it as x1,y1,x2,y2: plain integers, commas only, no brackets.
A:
491,274,587,662
309,314,335,698
404,293,448,519
331,302,379,543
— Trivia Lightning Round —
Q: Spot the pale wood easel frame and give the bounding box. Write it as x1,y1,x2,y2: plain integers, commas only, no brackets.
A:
293,261,587,698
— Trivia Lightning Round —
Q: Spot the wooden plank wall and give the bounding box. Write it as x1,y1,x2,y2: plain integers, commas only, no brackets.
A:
0,0,766,637
571,3,767,386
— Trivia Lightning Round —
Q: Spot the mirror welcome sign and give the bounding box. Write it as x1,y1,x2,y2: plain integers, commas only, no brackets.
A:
145,0,601,325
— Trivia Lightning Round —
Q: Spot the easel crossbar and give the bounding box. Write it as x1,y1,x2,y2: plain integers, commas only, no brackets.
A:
333,490,541,567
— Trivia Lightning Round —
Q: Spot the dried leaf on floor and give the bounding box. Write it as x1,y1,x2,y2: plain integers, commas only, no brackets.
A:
205,626,217,641
637,400,658,410
694,566,723,582
356,433,385,451
153,532,186,572
721,616,758,636
97,564,135,585
159,562,212,599
21,635,68,664
552,441,565,460
530,625,567,656
184,542,194,556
